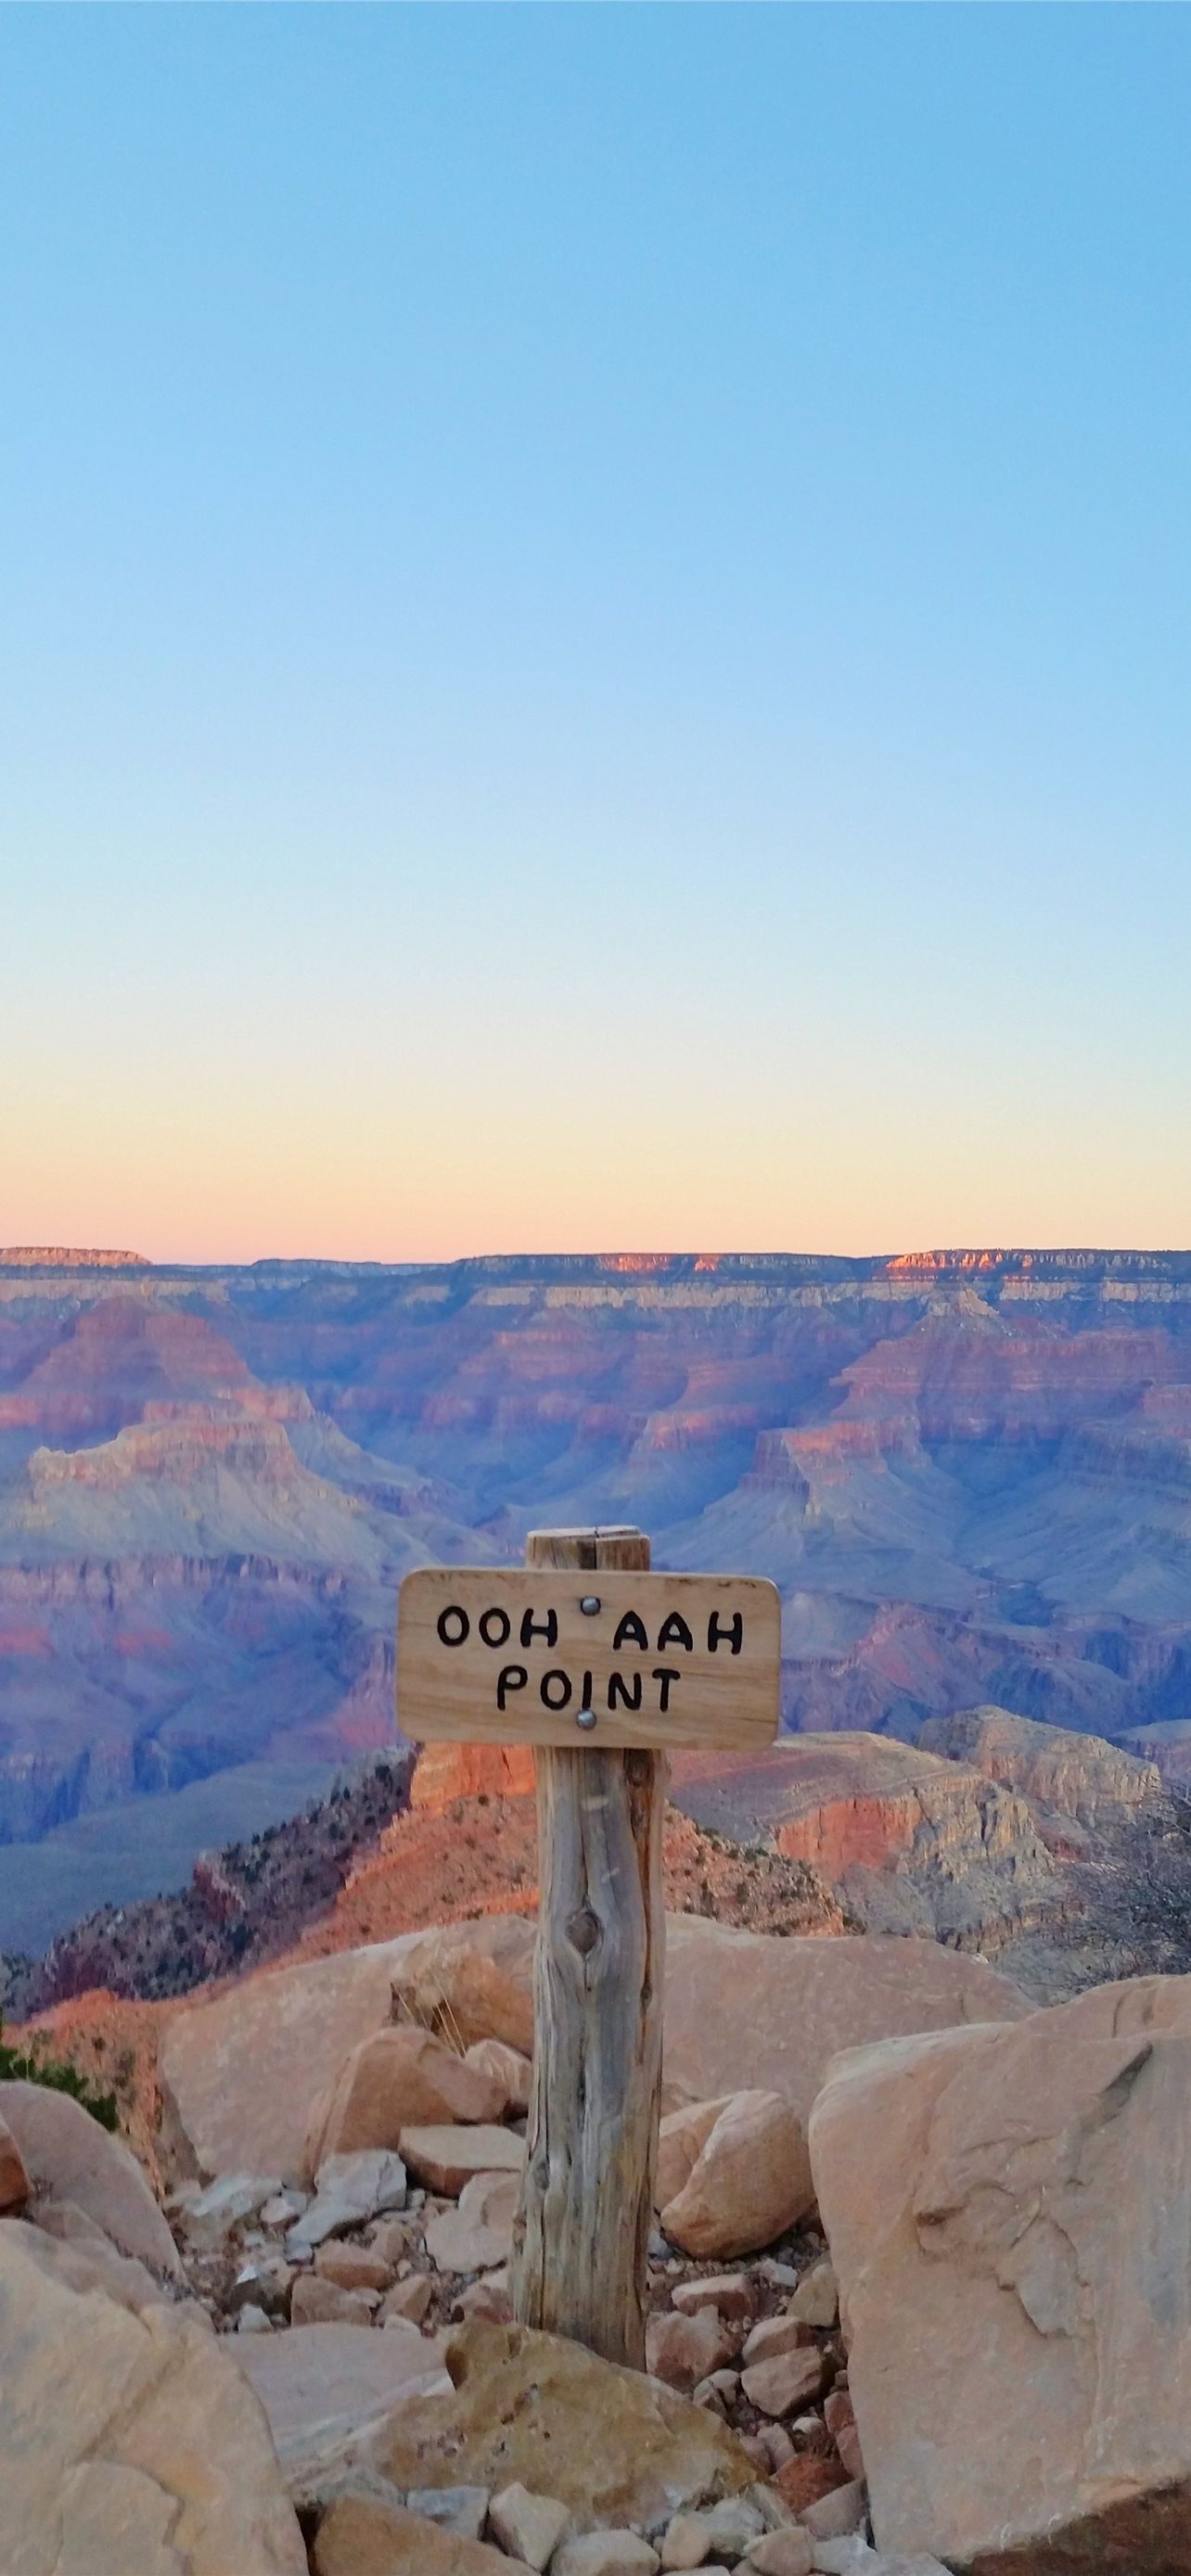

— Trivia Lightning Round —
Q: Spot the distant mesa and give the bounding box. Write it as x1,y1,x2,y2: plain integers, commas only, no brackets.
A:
0,1247,149,1268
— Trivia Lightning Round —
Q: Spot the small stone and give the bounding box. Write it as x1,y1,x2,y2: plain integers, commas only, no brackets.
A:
806,2546,878,2576
260,2190,309,2228
671,2273,755,2323
370,2213,416,2265
692,2378,728,2419
760,2429,796,2475
774,2462,852,2520
797,2481,866,2542
315,2240,393,2291
746,2540,814,2576
289,2273,378,2327
699,2498,765,2558
288,2149,406,2253
788,2262,839,2329
457,2272,514,2324
553,2539,660,2576
399,2123,524,2196
234,2302,273,2333
488,2481,571,2570
743,2315,815,2368
660,2511,712,2570
407,2485,491,2542
742,2348,826,2418
756,2259,801,2290
646,2304,736,2392
228,2254,293,2315
380,2271,433,2325
426,2168,519,2272
741,2437,774,2473
184,2173,285,2240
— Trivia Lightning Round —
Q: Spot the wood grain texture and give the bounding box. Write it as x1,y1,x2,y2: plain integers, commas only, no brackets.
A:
509,1528,665,2370
396,1563,780,1752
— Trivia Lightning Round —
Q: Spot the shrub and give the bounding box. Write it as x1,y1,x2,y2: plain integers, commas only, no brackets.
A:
0,2017,120,2132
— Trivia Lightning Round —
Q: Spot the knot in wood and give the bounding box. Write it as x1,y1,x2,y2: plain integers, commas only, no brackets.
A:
565,1904,602,1958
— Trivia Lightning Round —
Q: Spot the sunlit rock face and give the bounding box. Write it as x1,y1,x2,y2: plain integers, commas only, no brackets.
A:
2,1245,1191,1945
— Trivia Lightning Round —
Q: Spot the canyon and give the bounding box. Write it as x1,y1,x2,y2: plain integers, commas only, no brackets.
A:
2,1245,1191,1949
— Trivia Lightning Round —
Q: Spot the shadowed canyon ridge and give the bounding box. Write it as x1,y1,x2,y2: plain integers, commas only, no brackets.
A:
3,1244,1191,1948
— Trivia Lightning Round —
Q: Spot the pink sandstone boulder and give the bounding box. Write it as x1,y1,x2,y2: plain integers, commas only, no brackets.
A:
160,1918,535,2183
810,1974,1191,2570
660,2092,814,2260
305,2026,508,2176
0,2219,305,2572
0,2079,181,2277
660,1919,1031,2122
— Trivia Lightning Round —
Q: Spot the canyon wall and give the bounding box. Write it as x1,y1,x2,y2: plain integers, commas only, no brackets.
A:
2,1246,1191,1944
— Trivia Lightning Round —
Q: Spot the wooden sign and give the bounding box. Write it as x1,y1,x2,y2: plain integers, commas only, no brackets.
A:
396,1564,780,1752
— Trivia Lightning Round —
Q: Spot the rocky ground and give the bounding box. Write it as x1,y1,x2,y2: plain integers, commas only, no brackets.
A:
7,1892,1191,2570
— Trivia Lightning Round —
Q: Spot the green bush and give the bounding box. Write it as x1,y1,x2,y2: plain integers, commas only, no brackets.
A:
0,2018,120,2133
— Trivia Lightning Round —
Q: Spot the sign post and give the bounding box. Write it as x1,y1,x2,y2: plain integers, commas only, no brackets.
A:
396,1524,780,2369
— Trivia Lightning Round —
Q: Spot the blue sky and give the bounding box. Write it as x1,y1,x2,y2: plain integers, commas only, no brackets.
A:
3,6,1189,1260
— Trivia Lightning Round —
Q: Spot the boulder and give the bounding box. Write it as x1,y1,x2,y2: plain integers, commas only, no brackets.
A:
391,1924,536,2057
399,2123,524,2195
160,1919,533,2183
810,1979,1191,2570
313,2493,526,2575
0,2111,29,2212
426,2168,519,2273
306,2027,509,2175
660,2092,813,2260
0,2219,305,2572
32,2196,172,2310
351,2319,758,2534
657,2099,732,2211
661,1919,1031,2121
465,2037,533,2115
0,2079,182,2277
235,2320,450,2472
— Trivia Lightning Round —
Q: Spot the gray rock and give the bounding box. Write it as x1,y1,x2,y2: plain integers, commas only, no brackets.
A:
406,2483,490,2541
288,2149,406,2253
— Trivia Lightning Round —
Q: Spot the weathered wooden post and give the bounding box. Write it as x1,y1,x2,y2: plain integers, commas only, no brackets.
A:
511,1524,662,2367
396,1524,779,2370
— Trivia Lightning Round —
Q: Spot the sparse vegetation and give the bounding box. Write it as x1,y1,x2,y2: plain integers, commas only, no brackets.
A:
0,2015,120,2131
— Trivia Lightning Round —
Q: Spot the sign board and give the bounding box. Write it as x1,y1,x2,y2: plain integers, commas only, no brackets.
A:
396,1565,781,1753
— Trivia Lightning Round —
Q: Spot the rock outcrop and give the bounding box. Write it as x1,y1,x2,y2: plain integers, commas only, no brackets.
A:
919,1702,1163,1832
810,1976,1191,2570
670,1737,1059,1947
